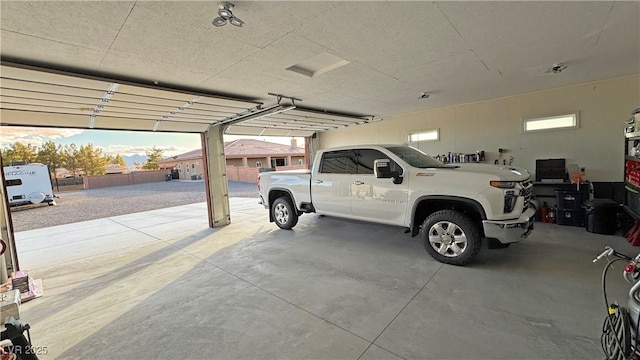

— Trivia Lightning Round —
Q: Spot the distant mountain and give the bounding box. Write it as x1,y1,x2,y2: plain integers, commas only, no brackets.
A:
122,154,148,167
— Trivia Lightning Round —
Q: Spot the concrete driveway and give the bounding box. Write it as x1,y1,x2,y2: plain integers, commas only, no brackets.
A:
10,180,257,231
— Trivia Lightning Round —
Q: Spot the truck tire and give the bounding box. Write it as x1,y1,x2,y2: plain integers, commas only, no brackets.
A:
272,196,298,230
420,210,481,266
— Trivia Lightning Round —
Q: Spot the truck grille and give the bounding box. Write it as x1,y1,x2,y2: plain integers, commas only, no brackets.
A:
521,180,533,211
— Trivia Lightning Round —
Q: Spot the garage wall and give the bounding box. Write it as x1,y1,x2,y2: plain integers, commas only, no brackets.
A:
318,75,639,182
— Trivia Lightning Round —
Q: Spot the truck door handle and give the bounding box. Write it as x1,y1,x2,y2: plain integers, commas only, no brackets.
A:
353,181,365,185
314,180,323,184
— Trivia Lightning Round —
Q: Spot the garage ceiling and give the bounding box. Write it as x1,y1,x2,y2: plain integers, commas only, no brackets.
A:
1,1,639,134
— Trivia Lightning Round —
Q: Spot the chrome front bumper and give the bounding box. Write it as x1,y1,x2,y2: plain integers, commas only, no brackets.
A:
482,206,536,244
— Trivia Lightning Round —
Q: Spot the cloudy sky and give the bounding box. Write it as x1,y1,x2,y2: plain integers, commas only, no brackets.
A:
0,126,303,157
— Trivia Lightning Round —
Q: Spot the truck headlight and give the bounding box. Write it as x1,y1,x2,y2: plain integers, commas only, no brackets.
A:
490,181,516,189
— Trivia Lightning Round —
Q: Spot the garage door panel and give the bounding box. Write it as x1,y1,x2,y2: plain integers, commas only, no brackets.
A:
0,88,101,104
195,96,260,110
0,95,97,109
93,116,155,131
108,93,186,109
157,121,208,132
1,109,91,128
1,103,87,115
97,110,159,120
0,78,108,98
225,124,315,137
1,65,111,90
116,84,198,102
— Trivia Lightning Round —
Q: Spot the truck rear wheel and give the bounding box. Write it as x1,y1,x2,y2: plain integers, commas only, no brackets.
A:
420,210,481,266
272,196,298,230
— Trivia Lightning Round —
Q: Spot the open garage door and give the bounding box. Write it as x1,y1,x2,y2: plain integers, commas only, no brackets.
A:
0,63,375,277
0,63,262,132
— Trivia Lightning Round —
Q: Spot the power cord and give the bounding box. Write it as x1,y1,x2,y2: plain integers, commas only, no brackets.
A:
601,258,634,360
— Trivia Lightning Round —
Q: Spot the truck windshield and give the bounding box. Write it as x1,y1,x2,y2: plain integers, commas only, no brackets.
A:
385,146,444,168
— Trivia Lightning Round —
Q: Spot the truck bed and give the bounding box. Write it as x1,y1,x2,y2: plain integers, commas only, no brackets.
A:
259,170,312,208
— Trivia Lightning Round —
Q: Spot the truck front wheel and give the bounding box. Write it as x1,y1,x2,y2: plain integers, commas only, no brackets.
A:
420,210,481,266
272,196,298,230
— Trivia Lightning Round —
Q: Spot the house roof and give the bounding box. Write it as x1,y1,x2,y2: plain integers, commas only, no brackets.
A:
225,139,304,158
158,148,203,164
159,139,304,163
105,164,129,173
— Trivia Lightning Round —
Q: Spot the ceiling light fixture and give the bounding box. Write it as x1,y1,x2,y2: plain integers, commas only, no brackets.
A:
212,2,244,27
546,63,568,74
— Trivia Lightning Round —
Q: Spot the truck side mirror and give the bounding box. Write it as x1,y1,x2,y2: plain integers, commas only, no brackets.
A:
374,159,392,178
374,159,403,184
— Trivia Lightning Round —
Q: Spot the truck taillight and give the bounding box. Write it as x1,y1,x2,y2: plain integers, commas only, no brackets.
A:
257,174,260,191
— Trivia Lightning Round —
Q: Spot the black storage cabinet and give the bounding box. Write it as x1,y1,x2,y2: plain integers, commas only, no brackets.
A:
555,190,588,226
584,199,622,235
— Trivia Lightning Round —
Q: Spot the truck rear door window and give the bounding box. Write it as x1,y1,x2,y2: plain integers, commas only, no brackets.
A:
6,179,22,186
320,150,356,174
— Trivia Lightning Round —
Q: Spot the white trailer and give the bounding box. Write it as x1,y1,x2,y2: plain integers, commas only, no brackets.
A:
3,164,56,206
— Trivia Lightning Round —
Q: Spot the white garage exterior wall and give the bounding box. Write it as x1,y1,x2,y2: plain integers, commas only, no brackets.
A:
318,75,640,182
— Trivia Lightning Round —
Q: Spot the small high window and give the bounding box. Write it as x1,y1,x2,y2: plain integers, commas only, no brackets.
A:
408,129,439,142
523,114,578,132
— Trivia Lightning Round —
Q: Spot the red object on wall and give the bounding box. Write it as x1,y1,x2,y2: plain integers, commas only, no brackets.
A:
626,159,640,187
540,206,549,223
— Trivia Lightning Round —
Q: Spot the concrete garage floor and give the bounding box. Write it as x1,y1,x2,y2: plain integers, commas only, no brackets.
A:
13,198,637,359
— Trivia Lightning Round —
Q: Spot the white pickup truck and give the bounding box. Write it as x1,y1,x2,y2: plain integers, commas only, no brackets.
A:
258,145,535,265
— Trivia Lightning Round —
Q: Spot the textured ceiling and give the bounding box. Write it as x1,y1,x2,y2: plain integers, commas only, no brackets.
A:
1,1,639,133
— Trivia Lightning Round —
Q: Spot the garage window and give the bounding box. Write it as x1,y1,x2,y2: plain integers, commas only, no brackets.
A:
523,114,578,132
408,129,439,142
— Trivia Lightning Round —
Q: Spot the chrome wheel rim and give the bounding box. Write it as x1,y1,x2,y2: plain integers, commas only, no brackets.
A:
274,203,289,225
428,221,467,257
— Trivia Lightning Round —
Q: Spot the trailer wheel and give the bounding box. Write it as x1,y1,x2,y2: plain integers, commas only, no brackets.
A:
272,196,298,230
28,192,46,204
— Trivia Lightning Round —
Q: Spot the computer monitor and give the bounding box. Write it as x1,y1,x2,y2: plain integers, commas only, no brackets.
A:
536,158,566,183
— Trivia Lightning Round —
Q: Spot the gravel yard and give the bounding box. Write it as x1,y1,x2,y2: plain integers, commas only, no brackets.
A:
10,180,258,232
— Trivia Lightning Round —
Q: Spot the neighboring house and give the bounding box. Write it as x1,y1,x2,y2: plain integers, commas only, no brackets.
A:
105,164,130,175
158,148,204,180
55,164,130,178
225,139,305,169
158,139,306,182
